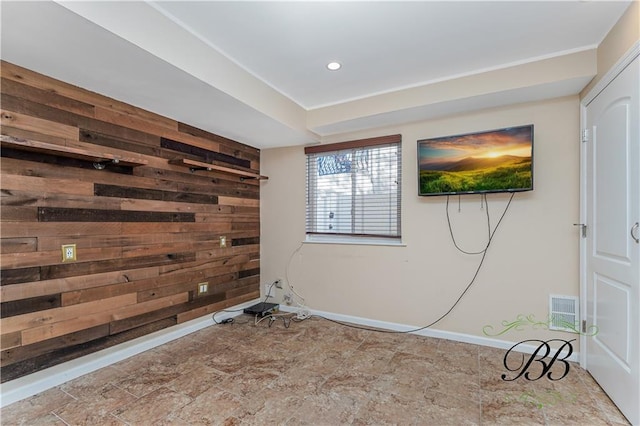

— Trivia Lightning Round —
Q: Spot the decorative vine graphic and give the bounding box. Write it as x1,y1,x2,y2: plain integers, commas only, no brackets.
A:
482,314,598,337
504,390,577,409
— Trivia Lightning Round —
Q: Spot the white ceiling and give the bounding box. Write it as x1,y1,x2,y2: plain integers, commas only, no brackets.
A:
151,1,629,109
0,1,632,149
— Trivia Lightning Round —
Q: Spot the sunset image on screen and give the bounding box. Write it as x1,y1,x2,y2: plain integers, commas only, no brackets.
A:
418,125,533,195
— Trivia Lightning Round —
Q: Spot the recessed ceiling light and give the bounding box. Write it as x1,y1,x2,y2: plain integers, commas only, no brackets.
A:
327,61,341,71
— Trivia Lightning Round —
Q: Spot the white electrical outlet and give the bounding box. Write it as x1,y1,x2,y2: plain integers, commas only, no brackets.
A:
283,293,293,305
197,282,208,295
61,244,77,262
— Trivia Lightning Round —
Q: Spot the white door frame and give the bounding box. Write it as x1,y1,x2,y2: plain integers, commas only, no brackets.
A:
579,40,640,367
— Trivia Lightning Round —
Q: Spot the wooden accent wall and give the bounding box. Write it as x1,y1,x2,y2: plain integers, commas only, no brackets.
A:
0,61,261,381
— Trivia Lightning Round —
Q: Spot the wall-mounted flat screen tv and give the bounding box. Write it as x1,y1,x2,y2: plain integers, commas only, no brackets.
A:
417,124,533,196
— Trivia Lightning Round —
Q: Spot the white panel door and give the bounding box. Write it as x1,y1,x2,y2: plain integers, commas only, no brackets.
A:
585,56,639,425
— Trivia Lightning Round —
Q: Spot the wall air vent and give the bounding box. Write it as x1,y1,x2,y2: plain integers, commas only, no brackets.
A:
549,295,579,332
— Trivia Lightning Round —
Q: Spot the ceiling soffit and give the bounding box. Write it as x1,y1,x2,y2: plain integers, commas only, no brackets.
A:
1,1,613,147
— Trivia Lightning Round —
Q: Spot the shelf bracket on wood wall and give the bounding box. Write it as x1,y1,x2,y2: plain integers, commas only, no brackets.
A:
169,158,268,181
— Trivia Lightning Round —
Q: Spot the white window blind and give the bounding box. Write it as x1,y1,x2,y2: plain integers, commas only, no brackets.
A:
305,135,402,239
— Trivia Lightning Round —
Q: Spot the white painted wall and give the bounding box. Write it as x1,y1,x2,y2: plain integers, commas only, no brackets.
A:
261,95,580,343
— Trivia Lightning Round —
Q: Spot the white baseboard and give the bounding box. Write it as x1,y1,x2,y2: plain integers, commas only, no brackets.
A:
0,298,260,408
279,305,580,362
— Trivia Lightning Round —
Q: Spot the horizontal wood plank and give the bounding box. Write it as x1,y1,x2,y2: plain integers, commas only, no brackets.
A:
1,267,159,302
0,331,22,352
38,207,195,223
0,222,124,238
1,324,109,367
0,238,37,253
1,267,41,286
1,174,94,196
0,207,38,222
40,252,196,280
1,294,61,318
0,246,122,269
177,122,260,160
1,293,137,336
95,183,219,205
0,77,96,117
0,109,78,140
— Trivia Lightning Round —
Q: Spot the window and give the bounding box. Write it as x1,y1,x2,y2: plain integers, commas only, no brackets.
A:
305,134,402,241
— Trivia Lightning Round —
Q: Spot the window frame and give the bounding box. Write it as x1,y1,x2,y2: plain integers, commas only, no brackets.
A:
304,134,402,244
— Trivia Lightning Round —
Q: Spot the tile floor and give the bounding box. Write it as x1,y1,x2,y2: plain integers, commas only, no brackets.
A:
0,315,630,425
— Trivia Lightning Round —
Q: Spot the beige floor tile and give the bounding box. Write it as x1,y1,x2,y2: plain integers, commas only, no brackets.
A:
0,317,630,425
355,336,401,357
55,402,128,426
113,360,183,398
433,349,479,375
2,412,69,426
173,386,244,425
267,366,327,395
267,334,322,358
111,386,192,424
427,368,480,402
320,369,382,408
481,388,547,425
543,395,612,426
353,392,424,425
219,365,282,398
165,364,227,399
234,393,303,425
438,339,480,358
378,332,440,358
373,369,431,401
203,348,251,374
481,369,552,393
56,383,133,417
388,351,437,377
337,349,395,376
290,348,348,377
417,390,480,425
59,366,128,399
286,392,360,425
0,388,75,426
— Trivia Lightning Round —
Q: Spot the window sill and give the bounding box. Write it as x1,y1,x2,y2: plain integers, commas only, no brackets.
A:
304,234,405,247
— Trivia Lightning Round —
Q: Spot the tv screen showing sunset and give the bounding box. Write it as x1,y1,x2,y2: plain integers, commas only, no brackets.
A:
418,125,533,196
